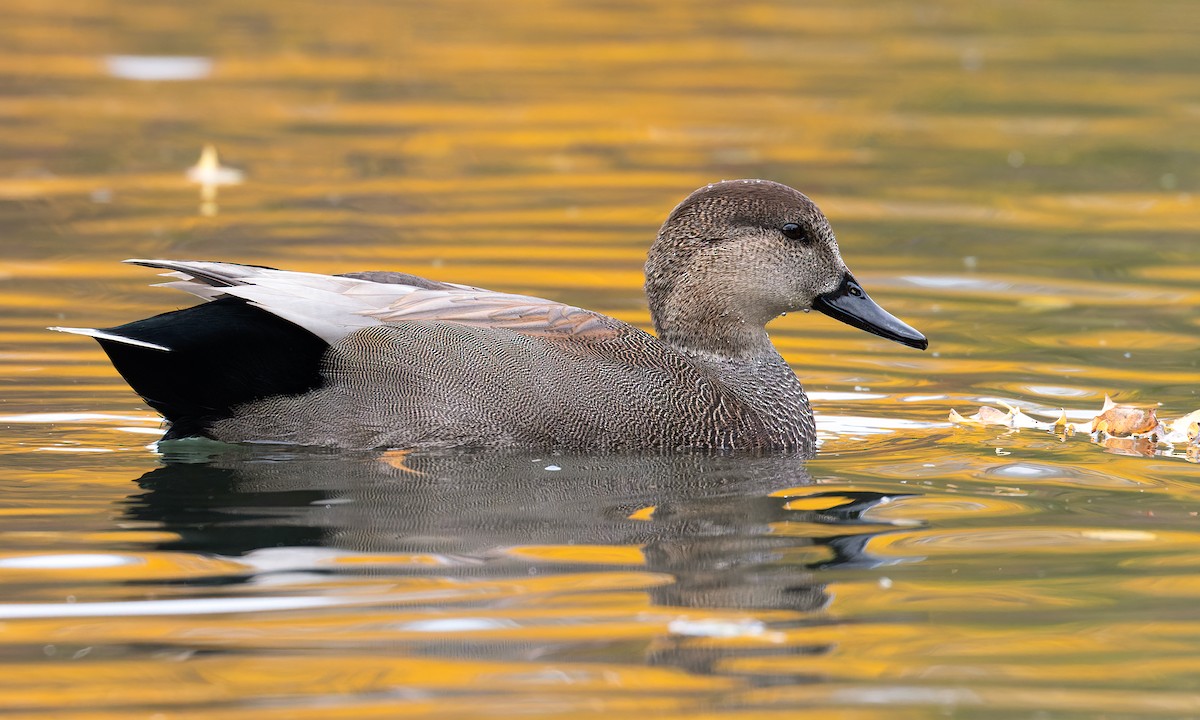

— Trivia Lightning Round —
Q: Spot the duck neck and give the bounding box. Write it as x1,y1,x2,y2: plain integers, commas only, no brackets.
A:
649,281,779,362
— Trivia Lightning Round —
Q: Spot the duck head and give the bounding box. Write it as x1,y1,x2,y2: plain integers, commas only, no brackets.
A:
645,179,927,358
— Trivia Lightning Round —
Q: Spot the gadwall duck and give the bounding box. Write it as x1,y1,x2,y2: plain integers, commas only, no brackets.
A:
54,179,927,453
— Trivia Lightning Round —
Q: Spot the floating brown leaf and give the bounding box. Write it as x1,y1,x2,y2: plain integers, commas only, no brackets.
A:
950,405,1013,427
949,402,1045,429
1090,396,1159,436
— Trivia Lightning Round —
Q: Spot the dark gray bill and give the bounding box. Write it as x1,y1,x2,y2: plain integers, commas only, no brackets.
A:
812,272,928,350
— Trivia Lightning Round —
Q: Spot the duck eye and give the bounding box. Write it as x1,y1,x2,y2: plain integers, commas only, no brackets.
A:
781,222,806,241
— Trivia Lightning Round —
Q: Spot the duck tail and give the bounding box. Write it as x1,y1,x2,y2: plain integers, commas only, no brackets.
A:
52,298,328,440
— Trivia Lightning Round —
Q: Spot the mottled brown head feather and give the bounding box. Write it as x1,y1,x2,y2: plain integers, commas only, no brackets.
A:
645,179,845,358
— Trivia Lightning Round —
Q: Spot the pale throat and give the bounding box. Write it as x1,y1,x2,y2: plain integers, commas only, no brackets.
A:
649,279,783,361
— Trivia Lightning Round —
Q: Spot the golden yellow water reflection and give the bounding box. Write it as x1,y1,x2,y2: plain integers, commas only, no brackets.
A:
2,0,1200,717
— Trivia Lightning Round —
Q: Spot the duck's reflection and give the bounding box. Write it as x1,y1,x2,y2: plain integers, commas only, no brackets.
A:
123,447,911,678
126,448,906,599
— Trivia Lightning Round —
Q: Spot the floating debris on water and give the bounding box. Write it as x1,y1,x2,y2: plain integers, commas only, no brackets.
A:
950,396,1200,461
186,144,244,216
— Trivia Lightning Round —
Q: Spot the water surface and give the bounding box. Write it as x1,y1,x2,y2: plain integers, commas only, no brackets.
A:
1,1,1199,717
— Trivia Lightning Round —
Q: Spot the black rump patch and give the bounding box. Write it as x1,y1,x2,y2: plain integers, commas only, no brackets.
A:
94,298,328,439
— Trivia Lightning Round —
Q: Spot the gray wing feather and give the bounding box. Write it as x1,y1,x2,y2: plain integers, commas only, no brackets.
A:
128,259,625,344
